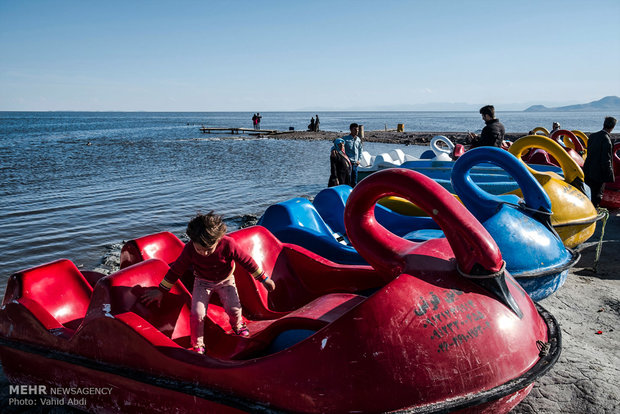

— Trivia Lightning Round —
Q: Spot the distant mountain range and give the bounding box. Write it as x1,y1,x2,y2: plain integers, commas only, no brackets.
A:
524,96,620,112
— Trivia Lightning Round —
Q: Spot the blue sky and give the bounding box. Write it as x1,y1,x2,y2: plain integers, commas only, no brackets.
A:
1,0,619,111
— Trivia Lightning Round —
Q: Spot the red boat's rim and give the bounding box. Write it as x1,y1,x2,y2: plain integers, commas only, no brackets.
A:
0,302,561,414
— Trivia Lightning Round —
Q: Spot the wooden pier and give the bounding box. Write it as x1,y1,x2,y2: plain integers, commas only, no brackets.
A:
199,126,278,134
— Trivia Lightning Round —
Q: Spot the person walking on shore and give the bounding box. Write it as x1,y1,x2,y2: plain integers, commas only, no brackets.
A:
342,123,363,186
468,105,505,148
256,113,262,130
328,138,352,187
252,114,257,129
583,116,616,207
315,115,320,132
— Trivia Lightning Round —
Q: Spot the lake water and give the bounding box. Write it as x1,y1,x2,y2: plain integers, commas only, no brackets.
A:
0,110,613,290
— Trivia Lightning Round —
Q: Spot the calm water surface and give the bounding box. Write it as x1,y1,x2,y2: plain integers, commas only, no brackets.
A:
0,111,613,291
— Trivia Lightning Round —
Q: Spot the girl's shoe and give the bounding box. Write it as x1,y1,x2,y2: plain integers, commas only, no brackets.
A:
233,323,250,337
192,346,205,355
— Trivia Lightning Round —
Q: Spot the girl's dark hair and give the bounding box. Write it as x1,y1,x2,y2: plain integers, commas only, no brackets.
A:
186,211,227,246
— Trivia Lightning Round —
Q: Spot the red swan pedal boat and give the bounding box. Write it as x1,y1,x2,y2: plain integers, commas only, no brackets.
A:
0,169,560,413
521,130,585,167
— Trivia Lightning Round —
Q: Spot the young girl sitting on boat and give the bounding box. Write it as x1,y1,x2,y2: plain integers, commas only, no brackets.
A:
141,212,276,354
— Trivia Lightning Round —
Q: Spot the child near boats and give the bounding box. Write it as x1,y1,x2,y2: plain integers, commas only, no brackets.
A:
141,212,276,354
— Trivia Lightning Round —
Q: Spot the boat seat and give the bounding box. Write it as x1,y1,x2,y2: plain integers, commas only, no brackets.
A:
525,149,559,167
229,225,321,316
120,231,185,269
388,149,406,164
230,226,380,315
359,151,372,167
5,259,93,337
89,259,193,346
89,258,365,360
374,153,399,167
257,199,366,266
120,231,194,290
115,228,380,319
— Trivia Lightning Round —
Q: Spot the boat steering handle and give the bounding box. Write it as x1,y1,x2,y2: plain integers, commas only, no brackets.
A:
550,129,585,153
531,126,550,136
571,130,589,152
451,147,552,221
508,136,584,184
344,168,503,281
430,135,454,155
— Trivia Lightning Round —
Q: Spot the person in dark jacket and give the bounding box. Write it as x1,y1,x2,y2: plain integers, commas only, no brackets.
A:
468,105,505,148
328,138,352,187
583,116,617,207
308,117,316,131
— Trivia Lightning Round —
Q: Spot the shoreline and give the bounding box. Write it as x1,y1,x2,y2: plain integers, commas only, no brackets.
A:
260,130,620,145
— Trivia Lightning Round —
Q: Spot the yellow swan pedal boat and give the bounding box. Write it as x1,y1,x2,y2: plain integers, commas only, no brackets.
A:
378,136,597,248
507,136,597,248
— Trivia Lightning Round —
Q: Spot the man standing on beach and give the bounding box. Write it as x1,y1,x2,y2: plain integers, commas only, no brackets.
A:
468,105,505,148
342,123,363,186
583,116,616,207
256,113,262,130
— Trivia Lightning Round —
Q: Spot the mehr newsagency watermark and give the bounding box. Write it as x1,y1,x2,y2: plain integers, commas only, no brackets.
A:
8,384,113,407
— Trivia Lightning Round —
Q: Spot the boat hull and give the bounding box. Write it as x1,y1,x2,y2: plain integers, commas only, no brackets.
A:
0,292,561,414
601,187,620,209
600,142,620,209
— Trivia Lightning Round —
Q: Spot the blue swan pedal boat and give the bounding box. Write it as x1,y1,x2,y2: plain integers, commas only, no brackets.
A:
449,147,579,301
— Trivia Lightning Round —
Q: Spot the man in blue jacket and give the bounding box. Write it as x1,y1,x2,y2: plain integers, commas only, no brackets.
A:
583,116,617,207
468,105,505,148
342,123,363,186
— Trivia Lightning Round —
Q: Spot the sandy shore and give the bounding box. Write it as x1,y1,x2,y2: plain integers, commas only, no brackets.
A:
512,209,620,414
1,207,618,412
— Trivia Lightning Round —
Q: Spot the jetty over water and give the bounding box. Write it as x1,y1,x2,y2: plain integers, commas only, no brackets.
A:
200,126,278,134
